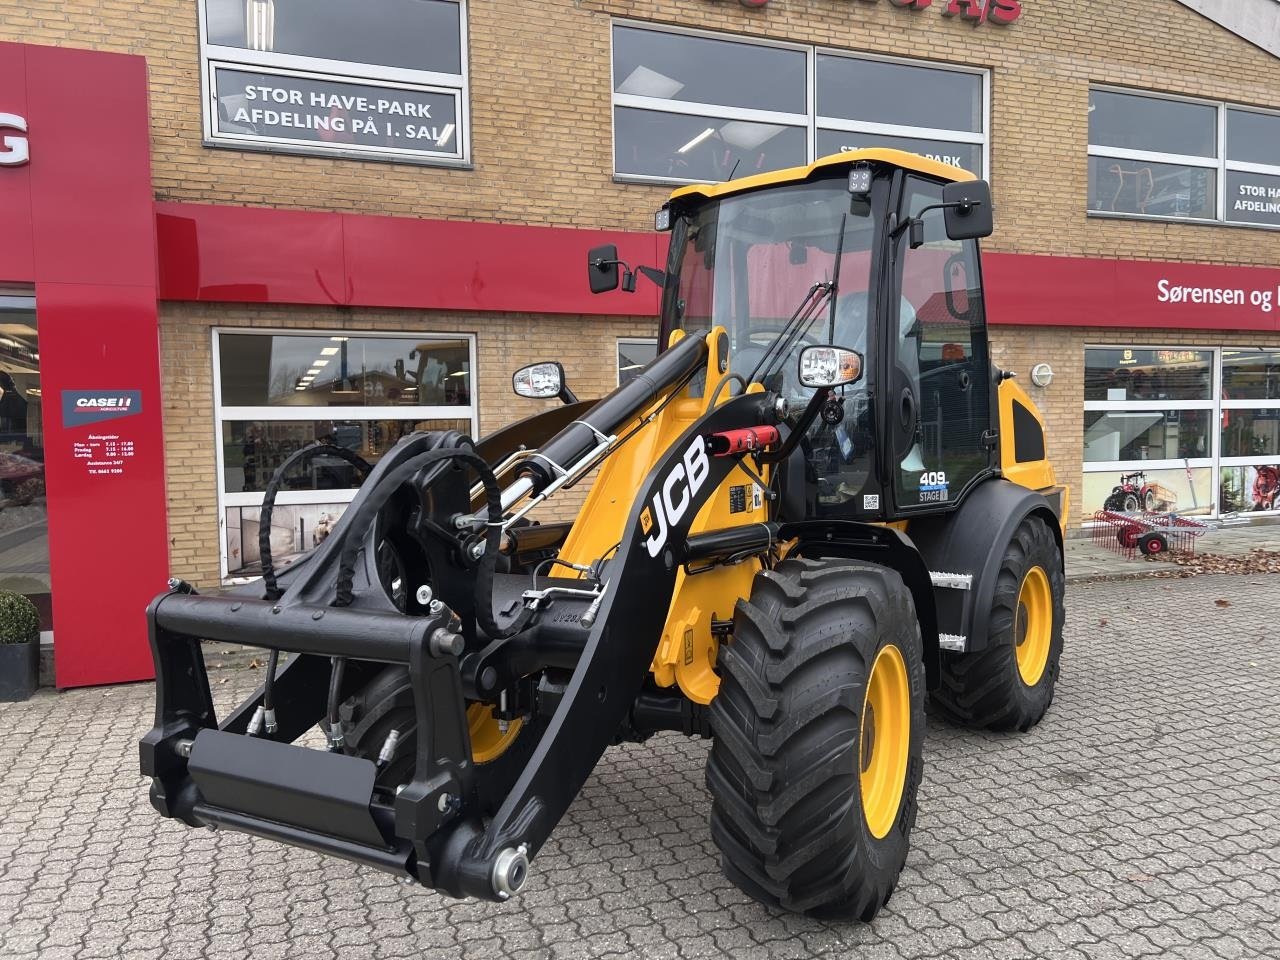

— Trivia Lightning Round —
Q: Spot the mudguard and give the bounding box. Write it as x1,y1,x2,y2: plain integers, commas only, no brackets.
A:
907,478,1062,654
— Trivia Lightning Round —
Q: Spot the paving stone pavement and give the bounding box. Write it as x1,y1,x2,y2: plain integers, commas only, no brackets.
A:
1,574,1278,960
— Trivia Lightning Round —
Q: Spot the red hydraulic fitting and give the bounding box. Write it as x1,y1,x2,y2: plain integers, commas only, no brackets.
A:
707,425,781,457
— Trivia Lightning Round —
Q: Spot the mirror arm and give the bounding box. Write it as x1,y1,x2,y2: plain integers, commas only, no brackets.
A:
592,257,636,293
559,384,579,405
892,199,986,249
759,388,833,466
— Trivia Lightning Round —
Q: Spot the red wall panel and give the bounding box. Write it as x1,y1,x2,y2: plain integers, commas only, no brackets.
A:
157,202,666,317
37,283,169,687
1,42,168,687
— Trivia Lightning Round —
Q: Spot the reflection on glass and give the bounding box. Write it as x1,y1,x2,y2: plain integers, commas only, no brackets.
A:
614,107,806,182
1220,465,1280,514
1084,409,1210,462
226,501,350,577
816,130,981,176
1088,90,1217,158
816,55,982,133
1226,108,1280,167
1088,157,1215,220
223,418,469,492
613,25,806,115
205,0,463,74
1221,409,1280,459
1084,466,1213,516
219,334,471,407
1084,348,1213,402
618,341,658,386
0,296,49,630
1222,348,1280,401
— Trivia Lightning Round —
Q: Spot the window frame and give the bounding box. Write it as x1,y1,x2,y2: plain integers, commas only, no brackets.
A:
609,20,991,187
1088,86,1280,231
197,0,472,168
211,328,478,580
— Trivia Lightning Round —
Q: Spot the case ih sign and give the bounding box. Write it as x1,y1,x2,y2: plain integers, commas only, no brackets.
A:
724,0,1024,25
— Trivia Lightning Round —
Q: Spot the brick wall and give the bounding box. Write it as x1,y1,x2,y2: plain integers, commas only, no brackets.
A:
7,0,1280,576
3,0,1277,265
160,302,652,585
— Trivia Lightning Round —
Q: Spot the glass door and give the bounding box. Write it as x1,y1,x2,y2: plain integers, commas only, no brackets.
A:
0,292,50,634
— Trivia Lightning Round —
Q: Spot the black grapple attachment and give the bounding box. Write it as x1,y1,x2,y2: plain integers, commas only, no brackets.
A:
139,333,776,901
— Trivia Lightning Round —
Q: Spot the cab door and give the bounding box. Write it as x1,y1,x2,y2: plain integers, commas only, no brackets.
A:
887,176,994,515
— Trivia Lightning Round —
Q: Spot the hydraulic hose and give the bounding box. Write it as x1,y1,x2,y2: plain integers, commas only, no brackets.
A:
331,445,513,639
258,442,373,601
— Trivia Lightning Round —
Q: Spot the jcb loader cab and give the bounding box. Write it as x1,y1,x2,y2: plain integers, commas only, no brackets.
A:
141,149,1066,919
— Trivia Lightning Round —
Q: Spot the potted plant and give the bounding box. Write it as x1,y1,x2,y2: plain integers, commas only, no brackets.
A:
0,590,40,701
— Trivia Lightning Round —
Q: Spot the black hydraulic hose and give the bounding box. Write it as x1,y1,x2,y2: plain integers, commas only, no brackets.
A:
258,442,373,601
327,656,346,733
331,446,513,639
262,649,279,716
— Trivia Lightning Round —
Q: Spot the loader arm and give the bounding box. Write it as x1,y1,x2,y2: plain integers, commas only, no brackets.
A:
140,327,782,901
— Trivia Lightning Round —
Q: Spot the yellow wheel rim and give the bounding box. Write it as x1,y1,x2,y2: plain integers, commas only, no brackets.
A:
467,703,523,764
1014,566,1053,687
859,643,911,840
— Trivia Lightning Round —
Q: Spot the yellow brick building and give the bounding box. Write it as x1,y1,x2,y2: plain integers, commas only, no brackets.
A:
3,0,1280,594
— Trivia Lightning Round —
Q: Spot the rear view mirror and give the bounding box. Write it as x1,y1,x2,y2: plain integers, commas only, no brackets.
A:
942,180,994,241
588,244,620,294
797,346,863,389
513,362,566,400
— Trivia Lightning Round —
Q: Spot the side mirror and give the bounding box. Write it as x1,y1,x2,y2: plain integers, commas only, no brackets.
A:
942,179,994,241
513,362,578,403
588,244,620,294
797,346,863,389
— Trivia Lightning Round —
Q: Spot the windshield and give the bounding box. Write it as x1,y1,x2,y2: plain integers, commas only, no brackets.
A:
663,178,877,393
662,176,884,513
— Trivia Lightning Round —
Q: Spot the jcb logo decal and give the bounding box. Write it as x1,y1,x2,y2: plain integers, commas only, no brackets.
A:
641,436,711,558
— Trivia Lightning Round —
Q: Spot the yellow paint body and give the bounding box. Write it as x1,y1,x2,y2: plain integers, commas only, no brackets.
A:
997,377,1069,534
557,327,768,704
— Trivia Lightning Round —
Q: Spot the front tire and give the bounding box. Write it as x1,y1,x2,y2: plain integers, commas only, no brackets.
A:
333,665,544,814
932,515,1065,732
706,559,925,920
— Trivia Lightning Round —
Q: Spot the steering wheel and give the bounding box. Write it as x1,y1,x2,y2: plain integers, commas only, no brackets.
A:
733,323,825,387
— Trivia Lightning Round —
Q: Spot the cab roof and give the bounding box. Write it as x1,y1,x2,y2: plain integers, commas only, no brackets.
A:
668,148,976,204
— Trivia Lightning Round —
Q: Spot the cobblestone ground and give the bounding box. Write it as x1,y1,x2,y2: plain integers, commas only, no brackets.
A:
1,575,1278,960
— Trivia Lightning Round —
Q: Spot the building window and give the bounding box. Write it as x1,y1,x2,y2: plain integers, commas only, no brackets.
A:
617,338,657,386
1088,88,1280,229
815,52,986,177
1082,345,1280,519
199,0,469,166
213,330,477,579
611,22,989,184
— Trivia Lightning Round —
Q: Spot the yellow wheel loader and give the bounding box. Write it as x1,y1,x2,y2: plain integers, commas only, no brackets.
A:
141,149,1066,919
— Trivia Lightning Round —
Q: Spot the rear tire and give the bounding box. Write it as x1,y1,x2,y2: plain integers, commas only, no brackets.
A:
932,515,1065,732
706,559,925,920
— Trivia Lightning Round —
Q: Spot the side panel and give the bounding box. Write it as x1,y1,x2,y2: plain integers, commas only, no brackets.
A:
998,377,1057,494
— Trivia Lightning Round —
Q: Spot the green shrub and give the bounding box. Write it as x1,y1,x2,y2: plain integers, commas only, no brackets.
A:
0,590,39,645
